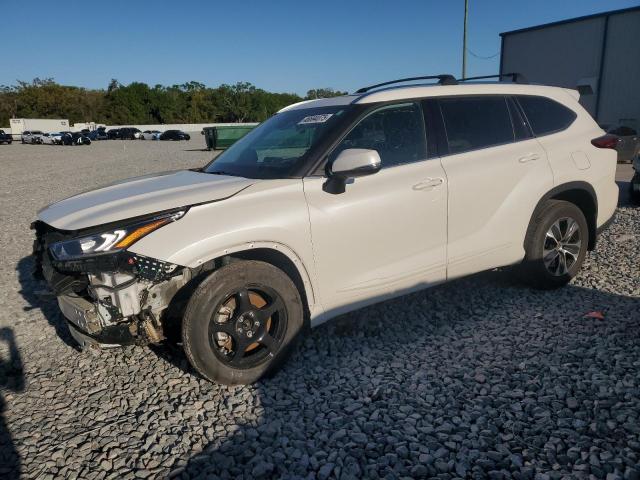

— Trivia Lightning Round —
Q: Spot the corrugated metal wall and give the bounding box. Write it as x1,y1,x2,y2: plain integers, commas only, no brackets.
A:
501,18,604,116
501,9,640,128
598,10,640,130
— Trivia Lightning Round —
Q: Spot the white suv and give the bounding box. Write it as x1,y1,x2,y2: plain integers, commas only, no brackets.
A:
32,75,618,384
21,130,44,144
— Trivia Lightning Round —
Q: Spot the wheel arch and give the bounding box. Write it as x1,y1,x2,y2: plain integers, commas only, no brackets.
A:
191,242,316,326
527,181,598,250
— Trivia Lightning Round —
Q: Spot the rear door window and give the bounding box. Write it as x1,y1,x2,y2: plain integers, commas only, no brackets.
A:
516,96,577,136
438,96,514,154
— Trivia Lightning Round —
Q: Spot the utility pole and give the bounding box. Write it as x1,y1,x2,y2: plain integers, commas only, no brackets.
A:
462,0,468,79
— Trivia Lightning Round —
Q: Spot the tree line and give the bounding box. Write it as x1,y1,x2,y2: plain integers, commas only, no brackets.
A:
0,78,347,126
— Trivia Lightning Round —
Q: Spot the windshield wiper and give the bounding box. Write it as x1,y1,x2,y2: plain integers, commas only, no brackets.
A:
207,170,234,176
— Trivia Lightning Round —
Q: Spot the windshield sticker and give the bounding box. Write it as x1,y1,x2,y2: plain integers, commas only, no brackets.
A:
298,114,333,125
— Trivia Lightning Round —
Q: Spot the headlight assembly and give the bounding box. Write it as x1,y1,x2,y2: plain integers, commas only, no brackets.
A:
50,210,186,261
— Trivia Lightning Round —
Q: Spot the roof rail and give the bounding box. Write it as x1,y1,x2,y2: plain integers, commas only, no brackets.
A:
457,72,528,84
355,74,457,93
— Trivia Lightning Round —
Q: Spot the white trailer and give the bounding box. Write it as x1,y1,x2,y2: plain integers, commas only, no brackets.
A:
72,122,105,132
9,118,70,139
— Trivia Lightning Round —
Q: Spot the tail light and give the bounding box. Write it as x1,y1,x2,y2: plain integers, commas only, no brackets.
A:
591,134,618,149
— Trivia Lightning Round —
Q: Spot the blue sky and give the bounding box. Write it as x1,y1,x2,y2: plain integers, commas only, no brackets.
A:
3,0,638,95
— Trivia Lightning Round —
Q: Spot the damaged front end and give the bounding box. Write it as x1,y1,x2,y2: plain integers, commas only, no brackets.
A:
32,211,190,349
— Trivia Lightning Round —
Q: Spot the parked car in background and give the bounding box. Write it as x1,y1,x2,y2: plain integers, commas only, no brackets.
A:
51,132,65,145
40,133,60,145
22,130,44,144
605,125,639,163
32,77,618,385
631,154,640,204
61,132,91,146
87,128,108,141
119,128,143,140
107,129,121,140
0,129,12,144
160,129,190,141
141,130,162,140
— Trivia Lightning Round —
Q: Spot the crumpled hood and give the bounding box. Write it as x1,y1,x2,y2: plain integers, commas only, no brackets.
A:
38,170,254,230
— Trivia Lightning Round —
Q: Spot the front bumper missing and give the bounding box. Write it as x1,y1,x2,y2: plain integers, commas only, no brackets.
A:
33,220,190,349
58,294,137,347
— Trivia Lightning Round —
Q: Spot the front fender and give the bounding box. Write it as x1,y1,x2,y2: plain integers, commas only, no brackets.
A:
128,179,318,311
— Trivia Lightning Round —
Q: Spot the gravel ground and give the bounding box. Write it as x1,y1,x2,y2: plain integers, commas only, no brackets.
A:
0,140,638,480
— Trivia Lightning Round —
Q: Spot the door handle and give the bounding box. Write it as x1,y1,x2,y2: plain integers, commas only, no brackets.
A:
412,177,444,190
518,153,540,163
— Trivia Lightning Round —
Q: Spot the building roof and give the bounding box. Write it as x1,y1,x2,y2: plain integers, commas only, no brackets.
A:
500,5,640,37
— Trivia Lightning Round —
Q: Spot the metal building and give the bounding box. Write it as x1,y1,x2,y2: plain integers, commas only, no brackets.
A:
500,6,640,130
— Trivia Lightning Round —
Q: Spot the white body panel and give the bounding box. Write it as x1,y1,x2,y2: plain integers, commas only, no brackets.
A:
130,179,321,317
302,158,447,320
38,171,254,230
442,138,551,279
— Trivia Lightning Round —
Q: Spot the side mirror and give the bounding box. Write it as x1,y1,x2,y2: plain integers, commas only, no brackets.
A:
324,149,381,194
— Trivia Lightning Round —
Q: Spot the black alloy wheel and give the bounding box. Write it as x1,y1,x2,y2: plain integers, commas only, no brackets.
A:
208,286,287,369
182,260,304,384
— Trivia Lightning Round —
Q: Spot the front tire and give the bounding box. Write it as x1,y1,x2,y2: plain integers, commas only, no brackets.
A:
182,260,304,385
518,200,588,289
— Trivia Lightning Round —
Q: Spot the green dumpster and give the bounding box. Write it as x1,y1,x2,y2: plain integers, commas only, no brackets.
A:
202,125,256,150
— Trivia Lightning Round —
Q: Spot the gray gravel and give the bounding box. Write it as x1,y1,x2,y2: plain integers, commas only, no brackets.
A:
0,139,639,479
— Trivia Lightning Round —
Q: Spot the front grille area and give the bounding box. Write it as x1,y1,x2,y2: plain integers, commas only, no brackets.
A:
130,255,179,281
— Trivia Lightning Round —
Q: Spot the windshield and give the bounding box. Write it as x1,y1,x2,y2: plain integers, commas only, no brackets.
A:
204,106,349,179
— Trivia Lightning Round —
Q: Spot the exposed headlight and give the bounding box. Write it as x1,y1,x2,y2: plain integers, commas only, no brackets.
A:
50,210,186,261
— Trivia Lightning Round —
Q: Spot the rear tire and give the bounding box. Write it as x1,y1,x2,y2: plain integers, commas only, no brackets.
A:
182,260,304,385
518,200,588,290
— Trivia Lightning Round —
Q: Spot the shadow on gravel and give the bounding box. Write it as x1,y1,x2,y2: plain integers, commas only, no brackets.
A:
0,328,25,480
16,256,79,349
168,269,640,479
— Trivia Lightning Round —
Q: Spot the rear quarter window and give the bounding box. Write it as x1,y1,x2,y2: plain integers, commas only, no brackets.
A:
516,96,577,136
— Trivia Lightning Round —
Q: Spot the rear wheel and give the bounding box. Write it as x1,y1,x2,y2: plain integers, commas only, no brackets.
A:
182,260,304,385
518,200,588,289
